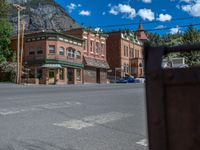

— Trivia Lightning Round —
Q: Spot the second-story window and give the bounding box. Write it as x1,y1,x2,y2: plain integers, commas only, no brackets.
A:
76,51,81,59
83,39,87,51
101,44,104,55
59,47,65,56
29,48,35,55
67,48,75,58
90,41,93,52
49,45,55,54
126,47,129,57
96,42,100,54
135,50,139,58
130,48,134,58
124,46,126,56
37,47,43,55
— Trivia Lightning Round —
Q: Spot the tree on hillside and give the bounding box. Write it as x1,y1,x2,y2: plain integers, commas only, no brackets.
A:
179,25,200,66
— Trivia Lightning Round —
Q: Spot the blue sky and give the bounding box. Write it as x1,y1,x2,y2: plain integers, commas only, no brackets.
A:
55,0,200,35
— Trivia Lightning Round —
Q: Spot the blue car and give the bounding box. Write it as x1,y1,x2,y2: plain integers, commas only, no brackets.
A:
116,76,135,83
124,76,135,83
116,78,128,83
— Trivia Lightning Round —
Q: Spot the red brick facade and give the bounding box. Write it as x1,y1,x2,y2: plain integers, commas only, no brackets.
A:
65,28,109,84
106,30,145,78
11,31,84,85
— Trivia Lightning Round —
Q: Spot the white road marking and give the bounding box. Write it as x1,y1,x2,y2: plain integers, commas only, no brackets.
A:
54,112,134,130
0,101,81,116
136,139,148,147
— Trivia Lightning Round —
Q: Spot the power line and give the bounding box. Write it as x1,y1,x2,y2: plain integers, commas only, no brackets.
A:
93,16,196,29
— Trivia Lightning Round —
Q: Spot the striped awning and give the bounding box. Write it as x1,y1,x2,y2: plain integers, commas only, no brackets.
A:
41,64,62,68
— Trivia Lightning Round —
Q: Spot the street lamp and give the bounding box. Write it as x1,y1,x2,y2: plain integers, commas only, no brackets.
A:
13,4,26,84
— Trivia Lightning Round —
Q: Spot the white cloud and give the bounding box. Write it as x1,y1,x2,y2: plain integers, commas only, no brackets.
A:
108,3,112,7
79,10,91,16
109,6,119,15
180,0,193,3
102,12,106,15
157,14,172,22
109,4,136,19
67,3,82,13
141,0,152,3
67,3,76,13
138,8,155,21
170,26,181,34
155,25,166,29
181,1,200,17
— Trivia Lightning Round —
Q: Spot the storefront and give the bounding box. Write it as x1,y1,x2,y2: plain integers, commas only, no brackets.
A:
25,60,83,85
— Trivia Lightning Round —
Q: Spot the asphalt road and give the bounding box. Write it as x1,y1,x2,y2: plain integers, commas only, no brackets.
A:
0,83,147,150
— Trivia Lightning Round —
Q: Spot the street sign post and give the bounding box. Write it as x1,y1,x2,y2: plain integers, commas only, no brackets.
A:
144,43,200,150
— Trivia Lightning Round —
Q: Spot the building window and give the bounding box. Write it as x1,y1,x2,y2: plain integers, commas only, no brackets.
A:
76,69,81,81
76,51,81,59
37,48,43,55
126,64,129,73
96,42,100,53
67,48,75,58
101,44,104,55
124,46,129,57
59,68,64,80
90,41,93,52
49,45,56,54
83,39,87,51
130,48,134,58
135,50,139,58
29,48,35,55
59,47,65,56
123,63,126,73
124,46,126,56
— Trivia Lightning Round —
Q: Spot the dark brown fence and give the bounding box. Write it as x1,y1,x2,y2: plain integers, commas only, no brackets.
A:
144,43,200,150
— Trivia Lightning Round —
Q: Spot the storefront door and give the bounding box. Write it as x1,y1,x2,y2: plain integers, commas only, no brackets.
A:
96,68,100,83
49,70,55,84
67,68,74,84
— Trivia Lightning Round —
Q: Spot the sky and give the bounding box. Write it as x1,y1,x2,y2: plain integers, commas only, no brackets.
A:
55,0,200,35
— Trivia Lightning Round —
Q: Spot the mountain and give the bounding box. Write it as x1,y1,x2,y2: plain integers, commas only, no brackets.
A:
7,0,80,33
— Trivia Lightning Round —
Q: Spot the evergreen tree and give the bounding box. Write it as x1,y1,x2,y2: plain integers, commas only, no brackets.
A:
180,25,200,66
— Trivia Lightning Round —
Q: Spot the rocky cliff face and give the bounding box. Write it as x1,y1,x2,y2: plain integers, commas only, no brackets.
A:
8,0,80,33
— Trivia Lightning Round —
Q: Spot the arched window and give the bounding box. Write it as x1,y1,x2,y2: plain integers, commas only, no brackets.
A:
76,51,81,59
59,47,65,56
67,48,75,58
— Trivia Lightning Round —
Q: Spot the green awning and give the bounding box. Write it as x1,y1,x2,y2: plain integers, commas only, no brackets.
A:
41,64,62,68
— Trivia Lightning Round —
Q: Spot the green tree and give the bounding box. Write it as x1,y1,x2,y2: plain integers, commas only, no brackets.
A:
180,25,200,66
0,0,15,82
0,0,13,63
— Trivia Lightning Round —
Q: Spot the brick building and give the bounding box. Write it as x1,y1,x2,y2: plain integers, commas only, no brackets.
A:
106,23,148,79
11,30,84,85
65,28,110,84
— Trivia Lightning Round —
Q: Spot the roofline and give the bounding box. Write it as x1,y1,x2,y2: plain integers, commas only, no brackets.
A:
11,30,83,41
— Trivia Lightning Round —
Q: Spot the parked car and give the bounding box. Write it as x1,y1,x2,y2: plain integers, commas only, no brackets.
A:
135,76,145,83
116,78,128,83
116,76,135,83
124,76,135,83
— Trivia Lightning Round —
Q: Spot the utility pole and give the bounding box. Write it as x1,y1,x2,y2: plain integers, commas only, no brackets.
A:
20,19,25,84
13,4,25,84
